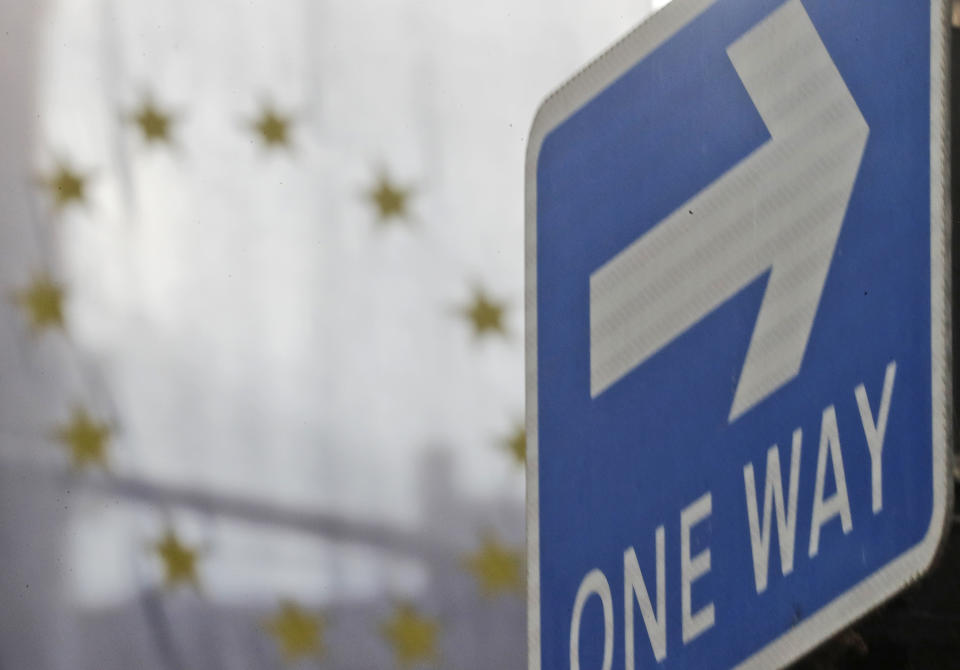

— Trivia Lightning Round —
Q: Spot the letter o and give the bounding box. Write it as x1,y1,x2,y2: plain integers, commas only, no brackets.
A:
570,568,614,670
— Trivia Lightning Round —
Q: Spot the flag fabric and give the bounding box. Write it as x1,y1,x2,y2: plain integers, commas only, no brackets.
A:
0,0,651,667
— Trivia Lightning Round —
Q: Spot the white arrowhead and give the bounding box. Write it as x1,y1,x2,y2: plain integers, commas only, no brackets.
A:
589,0,869,422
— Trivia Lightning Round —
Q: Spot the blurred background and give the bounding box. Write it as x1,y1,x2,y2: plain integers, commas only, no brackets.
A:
3,1,960,669
0,0,659,668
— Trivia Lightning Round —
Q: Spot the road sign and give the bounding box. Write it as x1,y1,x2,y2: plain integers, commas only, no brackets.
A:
525,1,951,669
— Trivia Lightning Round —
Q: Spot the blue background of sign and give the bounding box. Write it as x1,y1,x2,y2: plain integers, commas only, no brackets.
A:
535,1,932,667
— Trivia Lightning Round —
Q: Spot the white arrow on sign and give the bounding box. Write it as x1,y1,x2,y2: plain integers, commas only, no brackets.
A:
589,0,869,421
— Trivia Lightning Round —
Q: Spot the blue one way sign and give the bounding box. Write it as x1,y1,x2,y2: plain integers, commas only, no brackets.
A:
525,1,952,668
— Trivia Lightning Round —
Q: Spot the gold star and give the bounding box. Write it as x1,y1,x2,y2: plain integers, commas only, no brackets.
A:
153,530,200,590
381,604,439,669
461,289,507,337
264,601,325,663
129,97,174,144
41,164,87,209
14,273,65,332
54,406,111,470
366,173,412,223
251,105,293,148
462,535,523,597
503,423,526,466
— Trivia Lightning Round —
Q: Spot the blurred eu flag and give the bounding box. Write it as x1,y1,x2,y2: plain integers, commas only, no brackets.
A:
0,0,651,667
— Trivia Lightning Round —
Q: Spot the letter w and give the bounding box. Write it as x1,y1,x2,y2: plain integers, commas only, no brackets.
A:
743,430,802,593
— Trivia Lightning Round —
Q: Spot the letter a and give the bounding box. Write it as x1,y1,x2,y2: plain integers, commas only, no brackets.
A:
809,406,853,557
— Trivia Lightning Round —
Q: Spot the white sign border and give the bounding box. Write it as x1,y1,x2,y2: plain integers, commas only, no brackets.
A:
524,1,953,668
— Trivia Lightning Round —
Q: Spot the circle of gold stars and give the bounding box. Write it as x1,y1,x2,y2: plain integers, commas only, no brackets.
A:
462,534,523,598
128,97,175,144
382,604,439,669
264,601,325,663
153,529,201,590
54,406,111,470
366,172,412,224
24,88,535,664
14,273,66,333
40,164,88,209
460,288,507,338
251,105,294,148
